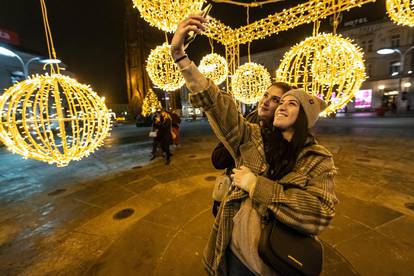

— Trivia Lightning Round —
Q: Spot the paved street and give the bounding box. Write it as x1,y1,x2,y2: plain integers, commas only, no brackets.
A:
1,116,414,275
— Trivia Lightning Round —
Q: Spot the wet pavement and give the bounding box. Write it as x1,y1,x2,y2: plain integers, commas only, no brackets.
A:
1,117,414,275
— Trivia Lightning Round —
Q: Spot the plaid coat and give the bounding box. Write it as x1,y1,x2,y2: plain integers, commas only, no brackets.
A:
189,79,338,276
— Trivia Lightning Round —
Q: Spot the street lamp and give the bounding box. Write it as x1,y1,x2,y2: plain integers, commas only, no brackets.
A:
0,46,61,79
376,46,414,96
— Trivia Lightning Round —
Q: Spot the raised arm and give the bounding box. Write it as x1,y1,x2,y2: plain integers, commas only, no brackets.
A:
170,15,251,159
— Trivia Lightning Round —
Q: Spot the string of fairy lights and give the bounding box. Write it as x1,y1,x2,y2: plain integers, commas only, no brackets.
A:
386,0,414,27
0,0,112,166
141,88,162,116
137,0,411,109
276,33,366,116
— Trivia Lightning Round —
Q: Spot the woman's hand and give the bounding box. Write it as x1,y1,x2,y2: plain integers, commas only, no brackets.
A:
170,13,207,60
232,166,257,193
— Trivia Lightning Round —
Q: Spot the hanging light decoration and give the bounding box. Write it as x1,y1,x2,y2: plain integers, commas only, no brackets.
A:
146,43,185,91
141,88,162,116
231,62,271,104
0,0,112,167
0,74,112,167
132,0,205,33
386,0,414,27
276,33,366,115
198,53,228,85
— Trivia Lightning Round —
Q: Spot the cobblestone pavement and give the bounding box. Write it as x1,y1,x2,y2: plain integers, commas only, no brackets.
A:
1,118,414,275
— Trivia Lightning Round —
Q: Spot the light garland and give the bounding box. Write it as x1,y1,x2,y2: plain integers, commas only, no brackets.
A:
198,53,228,85
386,0,414,27
146,43,185,91
231,62,271,104
276,33,366,115
0,74,112,167
202,0,376,46
132,0,204,33
141,88,161,116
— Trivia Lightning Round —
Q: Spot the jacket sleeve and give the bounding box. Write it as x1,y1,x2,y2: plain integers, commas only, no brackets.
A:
184,63,250,159
250,157,338,235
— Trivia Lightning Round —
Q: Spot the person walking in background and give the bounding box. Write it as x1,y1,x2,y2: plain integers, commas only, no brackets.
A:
150,109,173,165
171,110,181,146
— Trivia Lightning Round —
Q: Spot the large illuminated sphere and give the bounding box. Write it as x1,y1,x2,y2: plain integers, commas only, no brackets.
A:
146,43,185,91
231,62,271,104
0,74,112,167
276,33,366,115
198,53,228,85
386,0,414,27
132,0,204,33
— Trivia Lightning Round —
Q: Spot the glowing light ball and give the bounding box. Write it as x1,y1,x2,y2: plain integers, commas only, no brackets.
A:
276,33,366,115
386,0,414,27
146,43,185,91
132,0,205,33
231,62,271,104
0,74,112,167
198,53,228,85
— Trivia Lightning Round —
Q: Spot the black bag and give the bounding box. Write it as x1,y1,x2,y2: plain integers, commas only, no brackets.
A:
258,218,323,276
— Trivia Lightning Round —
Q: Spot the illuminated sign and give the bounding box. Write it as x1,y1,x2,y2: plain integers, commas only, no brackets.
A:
355,89,372,108
0,28,20,45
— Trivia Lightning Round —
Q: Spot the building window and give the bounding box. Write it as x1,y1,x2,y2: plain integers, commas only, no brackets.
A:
361,40,366,52
367,40,373,52
366,63,372,77
389,61,401,75
391,34,400,48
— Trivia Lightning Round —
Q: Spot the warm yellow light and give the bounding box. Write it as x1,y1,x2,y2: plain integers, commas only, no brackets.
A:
231,62,271,104
386,0,414,27
202,0,376,46
132,0,204,33
146,43,185,91
276,33,366,115
198,53,228,85
378,85,386,90
0,74,112,167
142,88,162,116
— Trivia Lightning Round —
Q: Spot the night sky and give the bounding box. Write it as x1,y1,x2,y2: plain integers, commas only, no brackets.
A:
1,0,387,104
1,0,127,103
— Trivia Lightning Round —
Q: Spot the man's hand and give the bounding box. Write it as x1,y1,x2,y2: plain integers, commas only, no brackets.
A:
232,166,257,193
170,13,206,60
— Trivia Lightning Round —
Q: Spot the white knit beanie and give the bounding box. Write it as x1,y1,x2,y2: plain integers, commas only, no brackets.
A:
282,89,327,128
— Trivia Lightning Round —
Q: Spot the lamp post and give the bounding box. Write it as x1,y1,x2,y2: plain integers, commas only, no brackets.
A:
0,46,61,79
377,46,414,97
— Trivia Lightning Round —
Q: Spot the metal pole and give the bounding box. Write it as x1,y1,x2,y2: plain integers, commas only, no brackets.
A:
24,57,41,79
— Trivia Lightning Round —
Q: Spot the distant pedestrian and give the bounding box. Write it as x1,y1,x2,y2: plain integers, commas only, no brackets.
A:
150,109,173,165
171,110,181,146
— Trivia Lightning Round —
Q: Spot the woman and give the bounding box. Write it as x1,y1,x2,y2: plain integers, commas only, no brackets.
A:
171,14,338,275
211,82,293,217
150,109,173,165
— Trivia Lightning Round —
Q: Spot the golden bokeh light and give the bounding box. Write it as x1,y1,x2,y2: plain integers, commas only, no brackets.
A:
0,74,112,167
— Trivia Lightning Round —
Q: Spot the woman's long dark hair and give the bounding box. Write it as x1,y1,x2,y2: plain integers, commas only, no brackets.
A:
262,105,311,181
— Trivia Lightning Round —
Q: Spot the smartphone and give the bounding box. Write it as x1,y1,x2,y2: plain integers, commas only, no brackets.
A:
184,3,212,49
